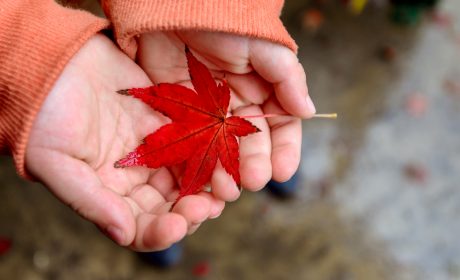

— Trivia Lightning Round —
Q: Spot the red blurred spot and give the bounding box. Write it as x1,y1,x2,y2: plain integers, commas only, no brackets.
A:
404,163,428,184
405,92,427,117
193,261,211,277
259,202,271,215
379,45,396,62
0,237,12,256
301,8,324,32
444,79,460,95
430,12,453,28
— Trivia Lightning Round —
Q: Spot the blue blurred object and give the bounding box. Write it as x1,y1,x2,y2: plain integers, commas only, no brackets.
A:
266,171,300,199
138,242,183,268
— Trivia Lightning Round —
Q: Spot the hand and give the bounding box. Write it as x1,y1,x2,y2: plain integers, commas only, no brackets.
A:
136,31,316,201
25,34,225,251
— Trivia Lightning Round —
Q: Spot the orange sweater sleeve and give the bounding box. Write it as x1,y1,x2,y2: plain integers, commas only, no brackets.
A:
0,0,109,177
102,0,297,59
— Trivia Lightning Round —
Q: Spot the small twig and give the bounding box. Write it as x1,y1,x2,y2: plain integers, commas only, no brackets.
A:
312,113,337,119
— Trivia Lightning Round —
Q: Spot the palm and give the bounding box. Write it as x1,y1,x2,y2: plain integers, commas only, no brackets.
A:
137,31,313,190
25,35,223,251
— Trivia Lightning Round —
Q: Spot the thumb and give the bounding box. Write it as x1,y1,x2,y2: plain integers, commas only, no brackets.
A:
26,148,135,246
249,40,316,118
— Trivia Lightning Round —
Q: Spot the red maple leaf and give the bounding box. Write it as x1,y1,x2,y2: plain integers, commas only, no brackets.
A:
115,47,259,204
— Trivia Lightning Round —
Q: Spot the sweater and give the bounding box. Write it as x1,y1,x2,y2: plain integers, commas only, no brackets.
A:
0,0,296,177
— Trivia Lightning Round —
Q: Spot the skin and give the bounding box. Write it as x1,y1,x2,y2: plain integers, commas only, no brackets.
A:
25,32,315,251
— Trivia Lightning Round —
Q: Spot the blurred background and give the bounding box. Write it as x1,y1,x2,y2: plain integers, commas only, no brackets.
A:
2,0,460,279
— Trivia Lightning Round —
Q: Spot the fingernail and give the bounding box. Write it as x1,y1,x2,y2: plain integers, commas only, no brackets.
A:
209,212,221,219
306,96,316,115
106,226,125,245
209,206,222,219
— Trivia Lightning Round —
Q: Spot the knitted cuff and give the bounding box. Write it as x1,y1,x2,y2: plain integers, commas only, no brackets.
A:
102,0,297,59
0,0,109,177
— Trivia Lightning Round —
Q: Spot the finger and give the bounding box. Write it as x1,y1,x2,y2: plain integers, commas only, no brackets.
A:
263,97,302,182
185,191,226,234
26,150,135,246
249,41,316,118
187,224,201,235
196,191,226,219
127,183,167,213
225,72,272,108
171,195,211,228
147,167,178,200
178,31,252,74
132,212,187,251
137,32,189,84
210,163,241,202
233,105,272,191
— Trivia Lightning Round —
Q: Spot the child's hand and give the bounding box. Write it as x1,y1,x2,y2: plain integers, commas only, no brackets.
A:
25,34,224,251
136,31,316,200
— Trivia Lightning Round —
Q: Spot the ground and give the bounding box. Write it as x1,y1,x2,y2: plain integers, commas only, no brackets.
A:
1,0,460,279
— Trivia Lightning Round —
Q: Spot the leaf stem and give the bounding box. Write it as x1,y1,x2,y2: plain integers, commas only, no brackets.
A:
312,113,338,119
